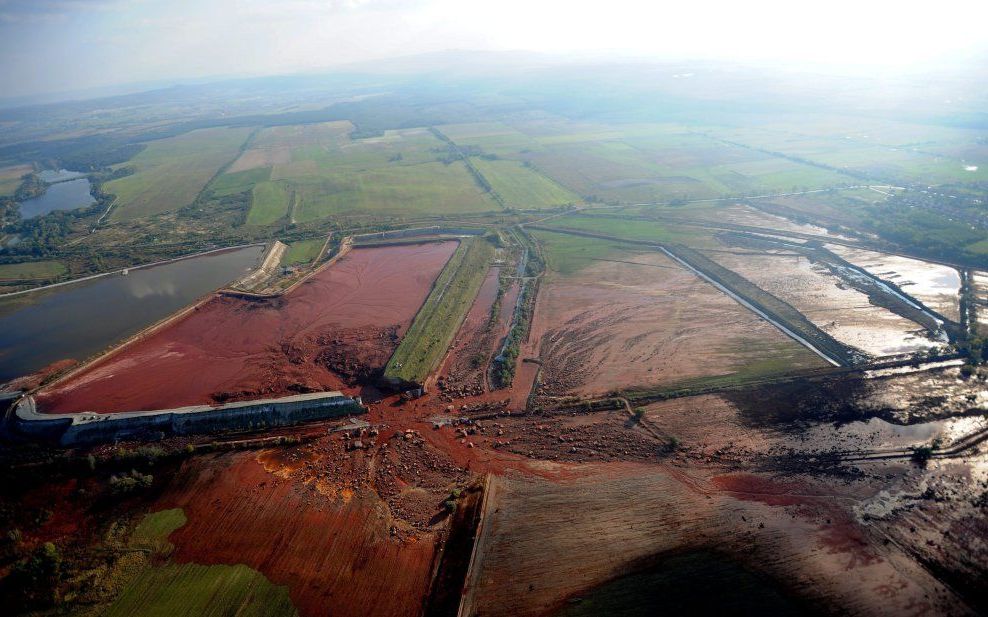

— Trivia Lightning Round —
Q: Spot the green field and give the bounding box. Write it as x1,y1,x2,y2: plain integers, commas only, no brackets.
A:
246,181,292,225
539,214,713,248
280,238,324,266
436,122,542,157
105,563,297,617
212,126,500,221
129,508,187,554
0,164,31,197
293,161,495,221
470,158,578,209
384,236,495,385
0,260,66,280
209,167,272,197
106,127,253,220
531,229,631,276
104,506,297,616
524,130,853,203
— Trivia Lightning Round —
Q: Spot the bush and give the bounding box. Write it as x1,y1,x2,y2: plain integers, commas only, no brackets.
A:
10,541,62,606
911,438,942,464
109,469,154,494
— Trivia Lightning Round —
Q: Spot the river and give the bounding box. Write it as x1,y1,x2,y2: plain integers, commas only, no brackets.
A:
0,246,263,384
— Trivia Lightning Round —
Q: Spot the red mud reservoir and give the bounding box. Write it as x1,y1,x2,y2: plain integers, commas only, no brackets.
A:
37,242,458,414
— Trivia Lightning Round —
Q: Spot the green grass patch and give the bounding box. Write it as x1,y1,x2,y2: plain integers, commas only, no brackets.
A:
292,161,496,221
129,508,186,554
107,127,253,220
965,238,988,255
540,214,715,249
0,260,66,280
281,238,324,266
209,166,272,197
470,158,578,209
530,229,631,276
384,237,495,384
246,181,292,225
545,215,678,243
105,563,297,617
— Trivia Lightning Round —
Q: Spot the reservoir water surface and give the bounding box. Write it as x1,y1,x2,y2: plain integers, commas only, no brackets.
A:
0,246,263,383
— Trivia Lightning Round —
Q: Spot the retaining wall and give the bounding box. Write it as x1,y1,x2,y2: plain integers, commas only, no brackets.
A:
13,391,364,446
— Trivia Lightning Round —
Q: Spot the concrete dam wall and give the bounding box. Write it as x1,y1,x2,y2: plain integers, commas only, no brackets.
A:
13,391,364,446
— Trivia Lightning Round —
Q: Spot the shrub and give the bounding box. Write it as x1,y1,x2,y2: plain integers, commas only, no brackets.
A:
109,470,154,494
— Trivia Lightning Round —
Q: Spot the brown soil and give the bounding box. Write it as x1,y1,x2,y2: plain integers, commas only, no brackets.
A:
461,465,967,617
36,242,457,413
434,268,502,398
156,450,439,617
531,252,822,396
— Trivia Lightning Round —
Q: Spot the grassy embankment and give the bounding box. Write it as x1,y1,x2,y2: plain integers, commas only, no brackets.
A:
280,238,324,266
383,236,496,386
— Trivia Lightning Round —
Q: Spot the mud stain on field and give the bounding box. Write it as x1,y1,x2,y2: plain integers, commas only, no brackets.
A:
531,251,822,396
155,452,439,617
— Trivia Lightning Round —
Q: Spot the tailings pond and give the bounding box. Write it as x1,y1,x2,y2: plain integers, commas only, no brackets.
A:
0,246,263,384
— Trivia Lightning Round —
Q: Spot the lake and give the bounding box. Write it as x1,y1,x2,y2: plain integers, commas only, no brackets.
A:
37,169,87,183
0,246,263,384
18,177,95,219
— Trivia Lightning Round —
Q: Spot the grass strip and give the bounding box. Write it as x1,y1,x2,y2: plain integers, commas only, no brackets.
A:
384,236,495,385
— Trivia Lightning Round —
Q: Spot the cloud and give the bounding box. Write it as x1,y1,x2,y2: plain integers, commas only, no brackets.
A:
0,0,127,22
1,0,986,98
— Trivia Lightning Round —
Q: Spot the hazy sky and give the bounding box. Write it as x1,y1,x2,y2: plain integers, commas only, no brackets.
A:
1,0,986,98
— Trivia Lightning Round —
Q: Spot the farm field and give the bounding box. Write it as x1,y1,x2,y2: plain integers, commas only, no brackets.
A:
713,124,988,184
435,122,542,156
106,127,253,220
0,260,66,281
207,124,499,222
518,128,853,204
462,464,955,617
246,181,292,225
0,163,31,196
469,157,578,209
292,161,495,220
227,121,352,173
536,214,713,248
36,242,457,413
528,231,824,396
704,248,942,357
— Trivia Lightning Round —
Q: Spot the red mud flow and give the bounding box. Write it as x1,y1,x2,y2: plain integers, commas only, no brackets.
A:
37,242,457,414
158,452,438,617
